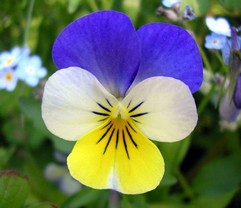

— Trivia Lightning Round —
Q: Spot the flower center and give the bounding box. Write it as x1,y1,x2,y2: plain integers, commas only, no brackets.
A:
212,38,219,45
111,102,129,120
91,98,148,159
26,66,36,75
4,73,13,81
5,57,13,66
96,117,138,159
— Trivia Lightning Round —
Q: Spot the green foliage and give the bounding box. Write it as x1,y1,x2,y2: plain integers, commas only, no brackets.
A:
220,0,241,10
61,189,108,208
0,170,30,208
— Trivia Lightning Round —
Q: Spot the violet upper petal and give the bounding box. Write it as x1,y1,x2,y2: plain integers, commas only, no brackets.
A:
52,10,140,97
220,93,240,122
233,75,241,109
133,23,203,93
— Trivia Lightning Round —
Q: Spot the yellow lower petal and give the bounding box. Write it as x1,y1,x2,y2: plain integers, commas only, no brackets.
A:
67,119,164,194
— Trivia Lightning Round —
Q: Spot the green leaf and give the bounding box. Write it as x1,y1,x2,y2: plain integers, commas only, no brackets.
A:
121,195,148,208
150,202,185,208
192,153,241,208
189,190,237,208
67,0,82,14
192,153,241,196
160,172,177,186
19,96,48,134
0,170,30,208
2,117,26,146
51,135,75,153
157,137,191,186
61,188,102,208
159,137,191,172
19,96,74,152
122,0,141,22
220,0,241,10
0,147,16,169
26,122,47,149
0,84,31,117
26,202,58,208
24,154,67,206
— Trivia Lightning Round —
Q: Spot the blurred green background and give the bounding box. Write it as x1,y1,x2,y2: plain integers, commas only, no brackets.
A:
0,0,241,207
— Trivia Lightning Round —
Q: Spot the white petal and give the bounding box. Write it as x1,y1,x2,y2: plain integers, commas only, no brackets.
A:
122,77,198,142
206,17,230,37
42,67,118,141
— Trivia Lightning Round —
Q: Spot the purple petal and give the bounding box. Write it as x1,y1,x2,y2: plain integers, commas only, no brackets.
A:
219,93,240,122
52,11,140,97
233,75,241,109
133,23,203,93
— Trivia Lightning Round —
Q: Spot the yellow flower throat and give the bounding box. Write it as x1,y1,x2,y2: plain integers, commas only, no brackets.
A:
91,99,148,159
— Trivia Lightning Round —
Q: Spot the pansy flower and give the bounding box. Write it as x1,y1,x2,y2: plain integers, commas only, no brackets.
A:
42,11,203,194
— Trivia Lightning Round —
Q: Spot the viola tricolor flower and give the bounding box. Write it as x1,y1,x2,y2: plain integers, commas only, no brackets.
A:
42,11,203,194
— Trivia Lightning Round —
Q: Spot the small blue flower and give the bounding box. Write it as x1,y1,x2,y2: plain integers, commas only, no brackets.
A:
183,5,196,21
205,32,227,50
0,68,18,91
44,162,82,195
206,17,231,37
0,46,29,70
221,36,241,65
162,0,181,8
219,93,240,122
16,55,47,87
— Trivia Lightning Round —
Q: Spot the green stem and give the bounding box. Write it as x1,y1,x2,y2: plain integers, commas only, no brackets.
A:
100,0,112,9
187,134,228,179
85,0,99,11
214,51,227,74
109,190,120,208
198,85,216,114
199,46,213,72
23,0,35,45
175,169,195,200
2,146,17,169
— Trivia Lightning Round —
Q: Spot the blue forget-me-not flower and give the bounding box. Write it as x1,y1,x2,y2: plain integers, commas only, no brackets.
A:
0,46,47,91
